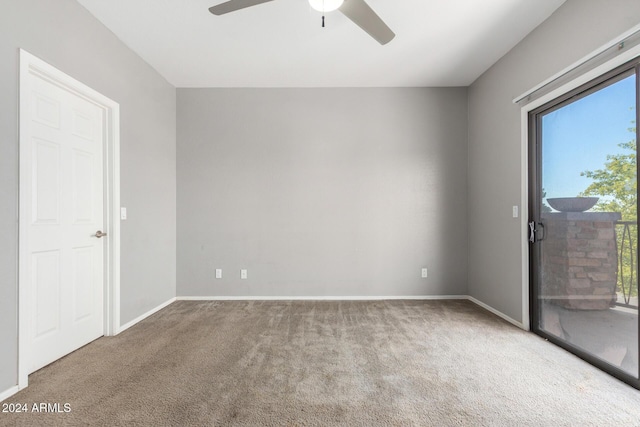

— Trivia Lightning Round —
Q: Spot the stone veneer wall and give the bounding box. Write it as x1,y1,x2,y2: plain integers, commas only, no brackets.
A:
541,212,621,310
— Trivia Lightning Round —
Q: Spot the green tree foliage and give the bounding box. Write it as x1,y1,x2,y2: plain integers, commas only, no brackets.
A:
579,124,636,221
579,120,637,300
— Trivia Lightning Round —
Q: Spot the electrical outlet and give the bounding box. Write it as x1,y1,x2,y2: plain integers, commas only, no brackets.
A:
120,207,127,220
421,268,428,278
241,269,247,279
215,269,222,279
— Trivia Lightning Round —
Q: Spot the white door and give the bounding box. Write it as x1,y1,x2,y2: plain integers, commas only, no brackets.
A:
23,70,105,373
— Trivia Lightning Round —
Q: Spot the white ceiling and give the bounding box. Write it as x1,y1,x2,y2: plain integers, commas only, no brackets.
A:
76,0,566,88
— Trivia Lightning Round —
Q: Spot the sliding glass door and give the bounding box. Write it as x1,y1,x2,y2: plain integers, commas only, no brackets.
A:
530,61,640,388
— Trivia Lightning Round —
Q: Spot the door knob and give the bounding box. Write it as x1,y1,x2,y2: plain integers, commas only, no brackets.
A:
94,230,107,238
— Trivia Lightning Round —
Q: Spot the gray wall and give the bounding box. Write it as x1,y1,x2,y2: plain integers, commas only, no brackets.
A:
177,88,467,297
0,0,176,392
467,0,640,322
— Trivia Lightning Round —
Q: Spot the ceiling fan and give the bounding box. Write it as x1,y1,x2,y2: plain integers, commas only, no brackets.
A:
208,0,395,45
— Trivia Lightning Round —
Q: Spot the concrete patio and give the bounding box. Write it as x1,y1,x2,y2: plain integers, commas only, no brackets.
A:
541,298,638,377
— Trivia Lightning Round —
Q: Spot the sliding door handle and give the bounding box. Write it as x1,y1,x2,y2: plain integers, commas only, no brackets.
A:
529,221,535,243
529,221,546,243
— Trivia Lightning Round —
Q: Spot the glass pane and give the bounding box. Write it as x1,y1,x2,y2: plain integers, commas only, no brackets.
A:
539,73,638,378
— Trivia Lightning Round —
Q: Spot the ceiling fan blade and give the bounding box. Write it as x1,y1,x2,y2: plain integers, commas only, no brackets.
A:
209,0,276,16
339,0,395,45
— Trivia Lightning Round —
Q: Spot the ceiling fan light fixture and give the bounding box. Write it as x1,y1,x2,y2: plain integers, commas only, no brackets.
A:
308,0,343,13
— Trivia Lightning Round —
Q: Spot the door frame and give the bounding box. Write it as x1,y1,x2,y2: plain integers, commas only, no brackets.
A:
518,42,640,333
18,49,121,389
527,61,639,389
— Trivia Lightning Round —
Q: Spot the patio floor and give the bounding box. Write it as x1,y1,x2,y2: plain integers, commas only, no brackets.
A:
541,300,638,378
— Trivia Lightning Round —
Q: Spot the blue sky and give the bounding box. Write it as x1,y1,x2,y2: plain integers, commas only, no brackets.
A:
542,74,636,202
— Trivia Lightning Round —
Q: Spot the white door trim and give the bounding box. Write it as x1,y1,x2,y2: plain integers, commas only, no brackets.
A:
18,49,121,389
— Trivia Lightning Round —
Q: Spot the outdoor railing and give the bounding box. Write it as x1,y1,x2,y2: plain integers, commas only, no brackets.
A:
615,221,639,309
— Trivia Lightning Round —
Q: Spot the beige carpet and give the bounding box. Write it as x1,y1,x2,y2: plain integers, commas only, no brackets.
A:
2,300,640,426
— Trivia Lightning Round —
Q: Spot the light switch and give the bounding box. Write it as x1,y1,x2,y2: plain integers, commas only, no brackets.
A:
512,206,519,218
120,207,127,220
241,269,247,279
215,269,222,279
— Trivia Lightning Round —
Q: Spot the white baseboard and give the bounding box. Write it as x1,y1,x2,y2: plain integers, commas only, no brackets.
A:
118,297,176,333
467,296,526,330
0,385,20,403
177,295,469,301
